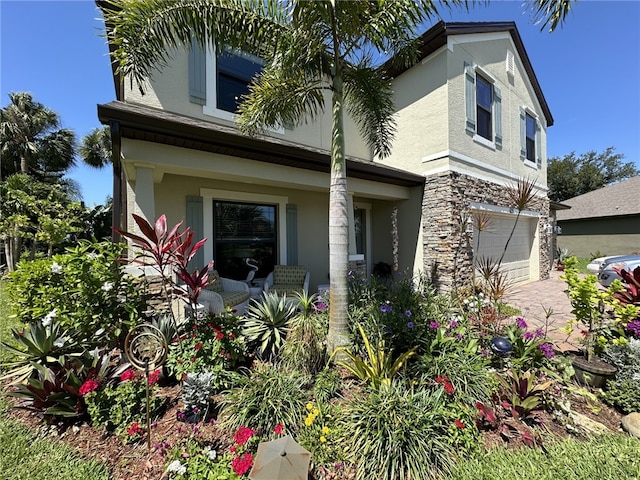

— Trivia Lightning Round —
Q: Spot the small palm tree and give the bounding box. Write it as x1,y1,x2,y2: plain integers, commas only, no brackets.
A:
79,126,112,169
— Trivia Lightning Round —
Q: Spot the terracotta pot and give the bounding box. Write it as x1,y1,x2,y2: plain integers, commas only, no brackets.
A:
571,354,617,388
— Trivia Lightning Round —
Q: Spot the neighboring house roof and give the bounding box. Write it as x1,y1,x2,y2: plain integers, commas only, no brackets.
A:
550,200,571,211
97,101,425,187
382,21,553,127
556,176,640,221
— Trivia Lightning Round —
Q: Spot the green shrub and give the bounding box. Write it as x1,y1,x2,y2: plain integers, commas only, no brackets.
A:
219,363,310,434
242,293,296,359
297,400,346,467
313,367,341,404
84,367,164,442
340,381,480,480
602,339,640,413
165,312,246,384
6,240,149,347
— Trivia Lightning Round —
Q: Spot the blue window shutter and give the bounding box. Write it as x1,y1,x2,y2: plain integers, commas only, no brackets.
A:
186,196,204,270
189,38,207,105
464,62,476,133
493,85,502,147
286,204,298,265
519,107,526,159
536,120,542,168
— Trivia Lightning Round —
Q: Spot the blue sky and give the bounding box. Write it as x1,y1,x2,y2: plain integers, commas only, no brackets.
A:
1,0,639,206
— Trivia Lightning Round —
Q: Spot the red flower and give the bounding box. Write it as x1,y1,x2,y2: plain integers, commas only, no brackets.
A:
454,419,465,429
273,423,284,435
120,369,136,382
234,426,255,446
79,379,99,396
231,452,253,476
127,422,142,436
229,332,236,339
444,380,454,395
229,445,237,453
215,332,225,340
147,369,161,386
194,342,203,351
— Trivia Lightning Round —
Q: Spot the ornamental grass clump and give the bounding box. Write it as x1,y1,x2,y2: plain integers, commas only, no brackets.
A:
340,381,476,480
218,362,310,434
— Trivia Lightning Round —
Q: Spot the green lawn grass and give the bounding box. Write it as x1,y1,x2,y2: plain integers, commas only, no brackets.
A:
447,434,640,479
0,279,21,365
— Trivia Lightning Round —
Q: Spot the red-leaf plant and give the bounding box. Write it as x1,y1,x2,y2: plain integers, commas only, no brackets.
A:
114,214,214,322
613,265,640,306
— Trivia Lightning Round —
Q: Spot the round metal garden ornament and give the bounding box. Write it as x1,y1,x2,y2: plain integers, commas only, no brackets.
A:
124,324,168,449
490,336,513,358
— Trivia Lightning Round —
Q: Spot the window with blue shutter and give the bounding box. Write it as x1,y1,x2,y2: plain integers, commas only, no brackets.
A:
464,63,502,147
186,196,204,269
520,108,542,169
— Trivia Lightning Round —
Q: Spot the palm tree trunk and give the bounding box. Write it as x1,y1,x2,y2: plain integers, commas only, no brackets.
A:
20,155,28,174
326,67,351,355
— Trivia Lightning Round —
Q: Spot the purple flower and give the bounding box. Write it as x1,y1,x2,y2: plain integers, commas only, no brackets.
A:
455,333,463,340
534,329,545,339
523,332,535,341
405,310,412,318
449,320,459,328
625,320,640,338
380,304,392,313
515,317,528,330
429,321,440,330
407,321,415,329
539,343,555,358
316,302,327,311
480,348,489,357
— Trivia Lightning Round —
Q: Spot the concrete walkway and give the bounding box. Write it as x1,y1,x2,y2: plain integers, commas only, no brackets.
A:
503,269,580,352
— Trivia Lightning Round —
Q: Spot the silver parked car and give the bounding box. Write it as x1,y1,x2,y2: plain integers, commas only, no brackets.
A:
598,254,640,287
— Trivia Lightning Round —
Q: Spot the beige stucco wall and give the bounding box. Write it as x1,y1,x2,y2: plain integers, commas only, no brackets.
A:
123,46,371,161
381,32,549,190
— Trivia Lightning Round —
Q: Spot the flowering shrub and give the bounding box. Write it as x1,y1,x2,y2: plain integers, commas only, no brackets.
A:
504,317,556,370
165,311,246,385
84,368,164,443
6,240,150,347
297,402,344,466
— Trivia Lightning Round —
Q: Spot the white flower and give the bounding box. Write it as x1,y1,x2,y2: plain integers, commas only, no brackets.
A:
42,309,57,327
166,460,186,475
101,282,113,292
203,446,217,461
51,262,62,274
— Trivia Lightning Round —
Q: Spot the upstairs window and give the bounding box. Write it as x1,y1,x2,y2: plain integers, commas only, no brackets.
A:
520,107,542,168
216,50,264,113
464,62,502,148
476,75,493,141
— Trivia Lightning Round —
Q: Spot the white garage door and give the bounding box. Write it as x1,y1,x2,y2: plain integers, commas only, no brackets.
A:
474,213,536,284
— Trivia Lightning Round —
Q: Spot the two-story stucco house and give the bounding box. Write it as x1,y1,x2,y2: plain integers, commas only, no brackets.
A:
97,20,553,293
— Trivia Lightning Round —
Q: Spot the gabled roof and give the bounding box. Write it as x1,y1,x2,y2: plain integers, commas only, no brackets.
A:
382,21,553,127
97,101,425,188
556,176,640,221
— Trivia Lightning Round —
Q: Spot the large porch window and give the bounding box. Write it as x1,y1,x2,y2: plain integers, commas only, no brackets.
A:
213,201,277,280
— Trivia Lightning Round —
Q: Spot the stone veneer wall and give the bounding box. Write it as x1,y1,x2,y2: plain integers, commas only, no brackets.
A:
422,171,551,292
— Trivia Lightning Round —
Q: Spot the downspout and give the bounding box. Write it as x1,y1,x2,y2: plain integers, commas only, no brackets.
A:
110,120,123,243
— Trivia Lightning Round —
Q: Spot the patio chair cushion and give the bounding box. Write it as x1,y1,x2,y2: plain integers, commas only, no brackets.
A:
220,290,250,308
206,270,224,292
273,265,307,287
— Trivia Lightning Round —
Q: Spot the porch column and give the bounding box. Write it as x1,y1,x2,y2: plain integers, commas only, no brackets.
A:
134,163,155,226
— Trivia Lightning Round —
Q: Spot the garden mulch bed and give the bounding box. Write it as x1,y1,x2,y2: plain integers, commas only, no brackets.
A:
4,378,626,480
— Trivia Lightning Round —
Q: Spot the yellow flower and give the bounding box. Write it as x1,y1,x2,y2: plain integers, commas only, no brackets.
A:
319,436,327,443
313,408,320,416
304,414,315,427
306,403,314,411
560,326,574,335
321,426,330,435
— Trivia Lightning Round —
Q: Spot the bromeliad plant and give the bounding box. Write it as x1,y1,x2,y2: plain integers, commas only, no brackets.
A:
331,323,416,391
497,369,553,420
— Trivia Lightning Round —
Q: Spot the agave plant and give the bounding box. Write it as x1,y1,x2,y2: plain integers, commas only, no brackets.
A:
0,320,82,384
242,293,297,359
331,323,416,391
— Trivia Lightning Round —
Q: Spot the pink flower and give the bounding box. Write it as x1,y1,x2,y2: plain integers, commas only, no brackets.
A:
79,379,99,396
120,369,136,382
215,332,225,340
273,423,284,435
234,426,255,446
454,419,465,429
231,452,253,476
147,369,161,386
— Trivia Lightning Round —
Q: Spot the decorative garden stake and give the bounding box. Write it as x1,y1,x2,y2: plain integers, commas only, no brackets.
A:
125,324,168,450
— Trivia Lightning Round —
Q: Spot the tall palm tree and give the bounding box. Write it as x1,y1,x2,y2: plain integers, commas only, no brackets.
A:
101,0,574,352
79,126,112,168
0,92,76,182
